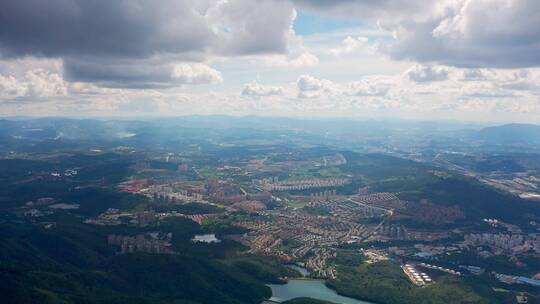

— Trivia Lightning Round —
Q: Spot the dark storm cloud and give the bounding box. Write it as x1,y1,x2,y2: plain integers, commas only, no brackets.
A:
0,0,214,59
0,0,295,87
62,57,177,89
63,57,222,88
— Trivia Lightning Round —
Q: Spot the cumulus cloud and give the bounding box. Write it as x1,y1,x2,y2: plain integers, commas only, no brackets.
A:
297,75,326,91
0,69,67,99
405,64,449,83
330,36,370,56
346,76,394,96
259,52,319,68
290,52,320,67
206,0,296,55
241,81,284,96
296,74,397,100
296,75,334,98
0,74,26,97
459,69,490,81
460,83,515,99
171,63,223,85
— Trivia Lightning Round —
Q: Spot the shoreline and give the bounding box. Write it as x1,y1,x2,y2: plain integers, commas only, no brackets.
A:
266,278,376,304
324,280,382,304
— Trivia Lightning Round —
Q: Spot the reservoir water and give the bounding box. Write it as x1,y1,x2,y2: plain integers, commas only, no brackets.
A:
267,279,372,304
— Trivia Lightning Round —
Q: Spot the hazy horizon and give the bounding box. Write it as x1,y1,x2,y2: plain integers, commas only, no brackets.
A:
0,115,528,129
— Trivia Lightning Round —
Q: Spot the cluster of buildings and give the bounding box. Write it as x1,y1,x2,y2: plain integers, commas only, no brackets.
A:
361,248,389,264
494,273,540,288
312,198,387,219
145,179,272,213
305,248,337,279
375,224,408,240
459,265,485,275
147,184,204,202
418,263,461,276
118,179,149,193
482,218,522,233
402,264,433,286
114,151,539,290
107,233,174,255
84,209,157,226
232,200,267,212
481,174,540,202
463,233,540,255
262,178,350,191
172,213,220,225
411,243,461,259
231,203,377,278
309,190,338,203
252,176,279,185
350,192,403,210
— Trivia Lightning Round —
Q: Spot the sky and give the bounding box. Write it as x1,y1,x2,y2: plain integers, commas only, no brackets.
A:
1,0,540,122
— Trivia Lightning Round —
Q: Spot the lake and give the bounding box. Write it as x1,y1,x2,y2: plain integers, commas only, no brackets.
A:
267,279,373,304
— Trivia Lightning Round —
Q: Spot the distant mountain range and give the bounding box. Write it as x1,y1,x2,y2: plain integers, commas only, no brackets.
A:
473,123,540,144
1,117,539,148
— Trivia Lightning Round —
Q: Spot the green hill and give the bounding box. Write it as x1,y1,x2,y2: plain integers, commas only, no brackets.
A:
0,219,271,304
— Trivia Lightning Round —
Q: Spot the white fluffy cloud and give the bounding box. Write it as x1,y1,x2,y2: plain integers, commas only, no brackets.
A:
171,63,223,85
330,36,370,56
405,64,449,83
346,76,394,96
296,74,396,100
0,74,26,97
297,74,327,91
207,0,297,55
241,81,284,96
0,69,67,98
296,74,336,98
258,52,319,68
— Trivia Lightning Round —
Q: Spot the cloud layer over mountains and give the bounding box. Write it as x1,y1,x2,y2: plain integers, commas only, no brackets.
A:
0,0,539,121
